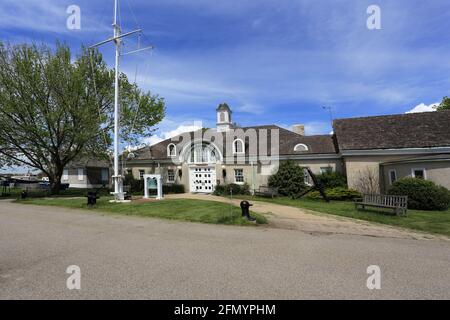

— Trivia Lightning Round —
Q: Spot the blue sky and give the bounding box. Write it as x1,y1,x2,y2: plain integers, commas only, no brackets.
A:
1,0,450,151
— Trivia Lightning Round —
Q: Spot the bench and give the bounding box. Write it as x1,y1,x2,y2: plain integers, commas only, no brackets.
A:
254,186,279,198
355,194,408,216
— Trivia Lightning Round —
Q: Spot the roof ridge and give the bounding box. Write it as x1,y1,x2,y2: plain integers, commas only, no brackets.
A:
334,110,450,123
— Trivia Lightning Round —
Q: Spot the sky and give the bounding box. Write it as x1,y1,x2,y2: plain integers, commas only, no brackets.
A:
1,0,450,172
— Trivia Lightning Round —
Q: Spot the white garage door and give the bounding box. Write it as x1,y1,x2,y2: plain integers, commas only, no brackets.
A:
190,167,216,193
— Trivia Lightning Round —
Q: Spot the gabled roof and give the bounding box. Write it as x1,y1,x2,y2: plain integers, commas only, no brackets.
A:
129,125,337,161
216,103,232,113
333,111,450,151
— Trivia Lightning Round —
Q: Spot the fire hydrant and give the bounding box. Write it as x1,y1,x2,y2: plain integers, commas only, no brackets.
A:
240,200,256,222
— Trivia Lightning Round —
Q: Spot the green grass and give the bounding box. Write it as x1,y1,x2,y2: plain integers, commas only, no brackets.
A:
234,195,450,237
16,197,267,226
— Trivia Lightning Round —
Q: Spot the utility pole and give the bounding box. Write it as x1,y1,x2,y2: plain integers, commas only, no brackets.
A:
90,0,153,201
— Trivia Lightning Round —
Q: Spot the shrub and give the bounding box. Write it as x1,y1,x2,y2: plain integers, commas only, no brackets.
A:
315,171,347,188
306,187,361,201
213,183,250,196
124,173,144,193
268,160,307,197
388,177,450,211
163,184,185,194
124,174,185,194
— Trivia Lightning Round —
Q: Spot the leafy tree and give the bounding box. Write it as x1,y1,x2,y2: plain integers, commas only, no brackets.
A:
0,42,165,193
437,96,450,111
268,160,307,197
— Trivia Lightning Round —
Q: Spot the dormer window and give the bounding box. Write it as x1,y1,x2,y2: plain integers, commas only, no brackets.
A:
233,139,245,154
294,143,308,152
167,143,176,157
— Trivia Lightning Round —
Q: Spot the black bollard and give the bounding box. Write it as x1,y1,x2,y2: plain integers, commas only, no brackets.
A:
240,200,256,222
86,191,98,207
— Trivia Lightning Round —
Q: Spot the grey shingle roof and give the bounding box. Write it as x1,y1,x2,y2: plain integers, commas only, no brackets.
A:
334,111,450,151
130,125,337,161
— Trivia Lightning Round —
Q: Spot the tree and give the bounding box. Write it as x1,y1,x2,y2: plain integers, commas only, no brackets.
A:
268,160,307,197
437,96,450,111
0,42,165,193
354,166,380,194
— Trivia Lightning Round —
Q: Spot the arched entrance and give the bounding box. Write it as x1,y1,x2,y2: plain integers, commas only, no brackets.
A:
183,142,222,193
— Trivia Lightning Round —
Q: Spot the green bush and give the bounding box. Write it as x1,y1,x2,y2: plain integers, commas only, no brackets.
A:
306,187,361,201
213,183,250,196
388,177,450,211
315,171,347,188
268,160,307,197
124,173,144,193
163,184,185,194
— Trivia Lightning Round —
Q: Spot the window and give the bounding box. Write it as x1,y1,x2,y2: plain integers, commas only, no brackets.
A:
220,112,226,122
389,169,397,185
77,168,84,181
62,169,69,181
320,167,333,174
101,168,109,183
139,170,145,180
294,144,308,152
189,143,219,164
167,144,176,157
412,168,426,179
233,139,244,154
167,169,175,183
234,169,244,183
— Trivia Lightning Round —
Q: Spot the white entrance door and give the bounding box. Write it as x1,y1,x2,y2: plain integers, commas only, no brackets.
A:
190,167,216,193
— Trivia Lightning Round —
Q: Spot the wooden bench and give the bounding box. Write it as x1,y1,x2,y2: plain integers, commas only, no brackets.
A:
355,194,408,216
254,186,279,198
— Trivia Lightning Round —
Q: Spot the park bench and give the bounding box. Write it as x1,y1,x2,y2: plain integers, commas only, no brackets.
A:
355,194,408,216
254,185,279,198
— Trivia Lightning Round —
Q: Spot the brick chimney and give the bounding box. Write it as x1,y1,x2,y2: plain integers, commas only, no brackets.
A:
292,124,305,136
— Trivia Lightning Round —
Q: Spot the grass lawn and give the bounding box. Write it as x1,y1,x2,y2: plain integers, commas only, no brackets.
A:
235,195,450,237
16,197,267,226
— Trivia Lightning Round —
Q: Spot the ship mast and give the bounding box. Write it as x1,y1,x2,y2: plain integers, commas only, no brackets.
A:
90,0,152,201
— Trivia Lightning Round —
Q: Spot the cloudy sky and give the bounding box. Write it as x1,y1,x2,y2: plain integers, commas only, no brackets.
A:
1,0,449,148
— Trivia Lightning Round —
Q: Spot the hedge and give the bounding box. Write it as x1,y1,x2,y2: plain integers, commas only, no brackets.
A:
213,183,250,196
388,177,450,211
306,187,361,201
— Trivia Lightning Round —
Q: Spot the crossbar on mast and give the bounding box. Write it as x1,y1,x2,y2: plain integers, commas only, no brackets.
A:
89,29,142,49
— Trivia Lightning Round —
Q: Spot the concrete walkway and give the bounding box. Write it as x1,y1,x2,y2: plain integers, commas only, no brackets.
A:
166,194,446,241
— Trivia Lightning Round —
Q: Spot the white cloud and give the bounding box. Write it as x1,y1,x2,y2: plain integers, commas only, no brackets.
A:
406,102,439,114
139,123,203,147
141,136,164,147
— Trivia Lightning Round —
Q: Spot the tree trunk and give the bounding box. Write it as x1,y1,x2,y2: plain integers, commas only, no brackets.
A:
50,169,63,195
